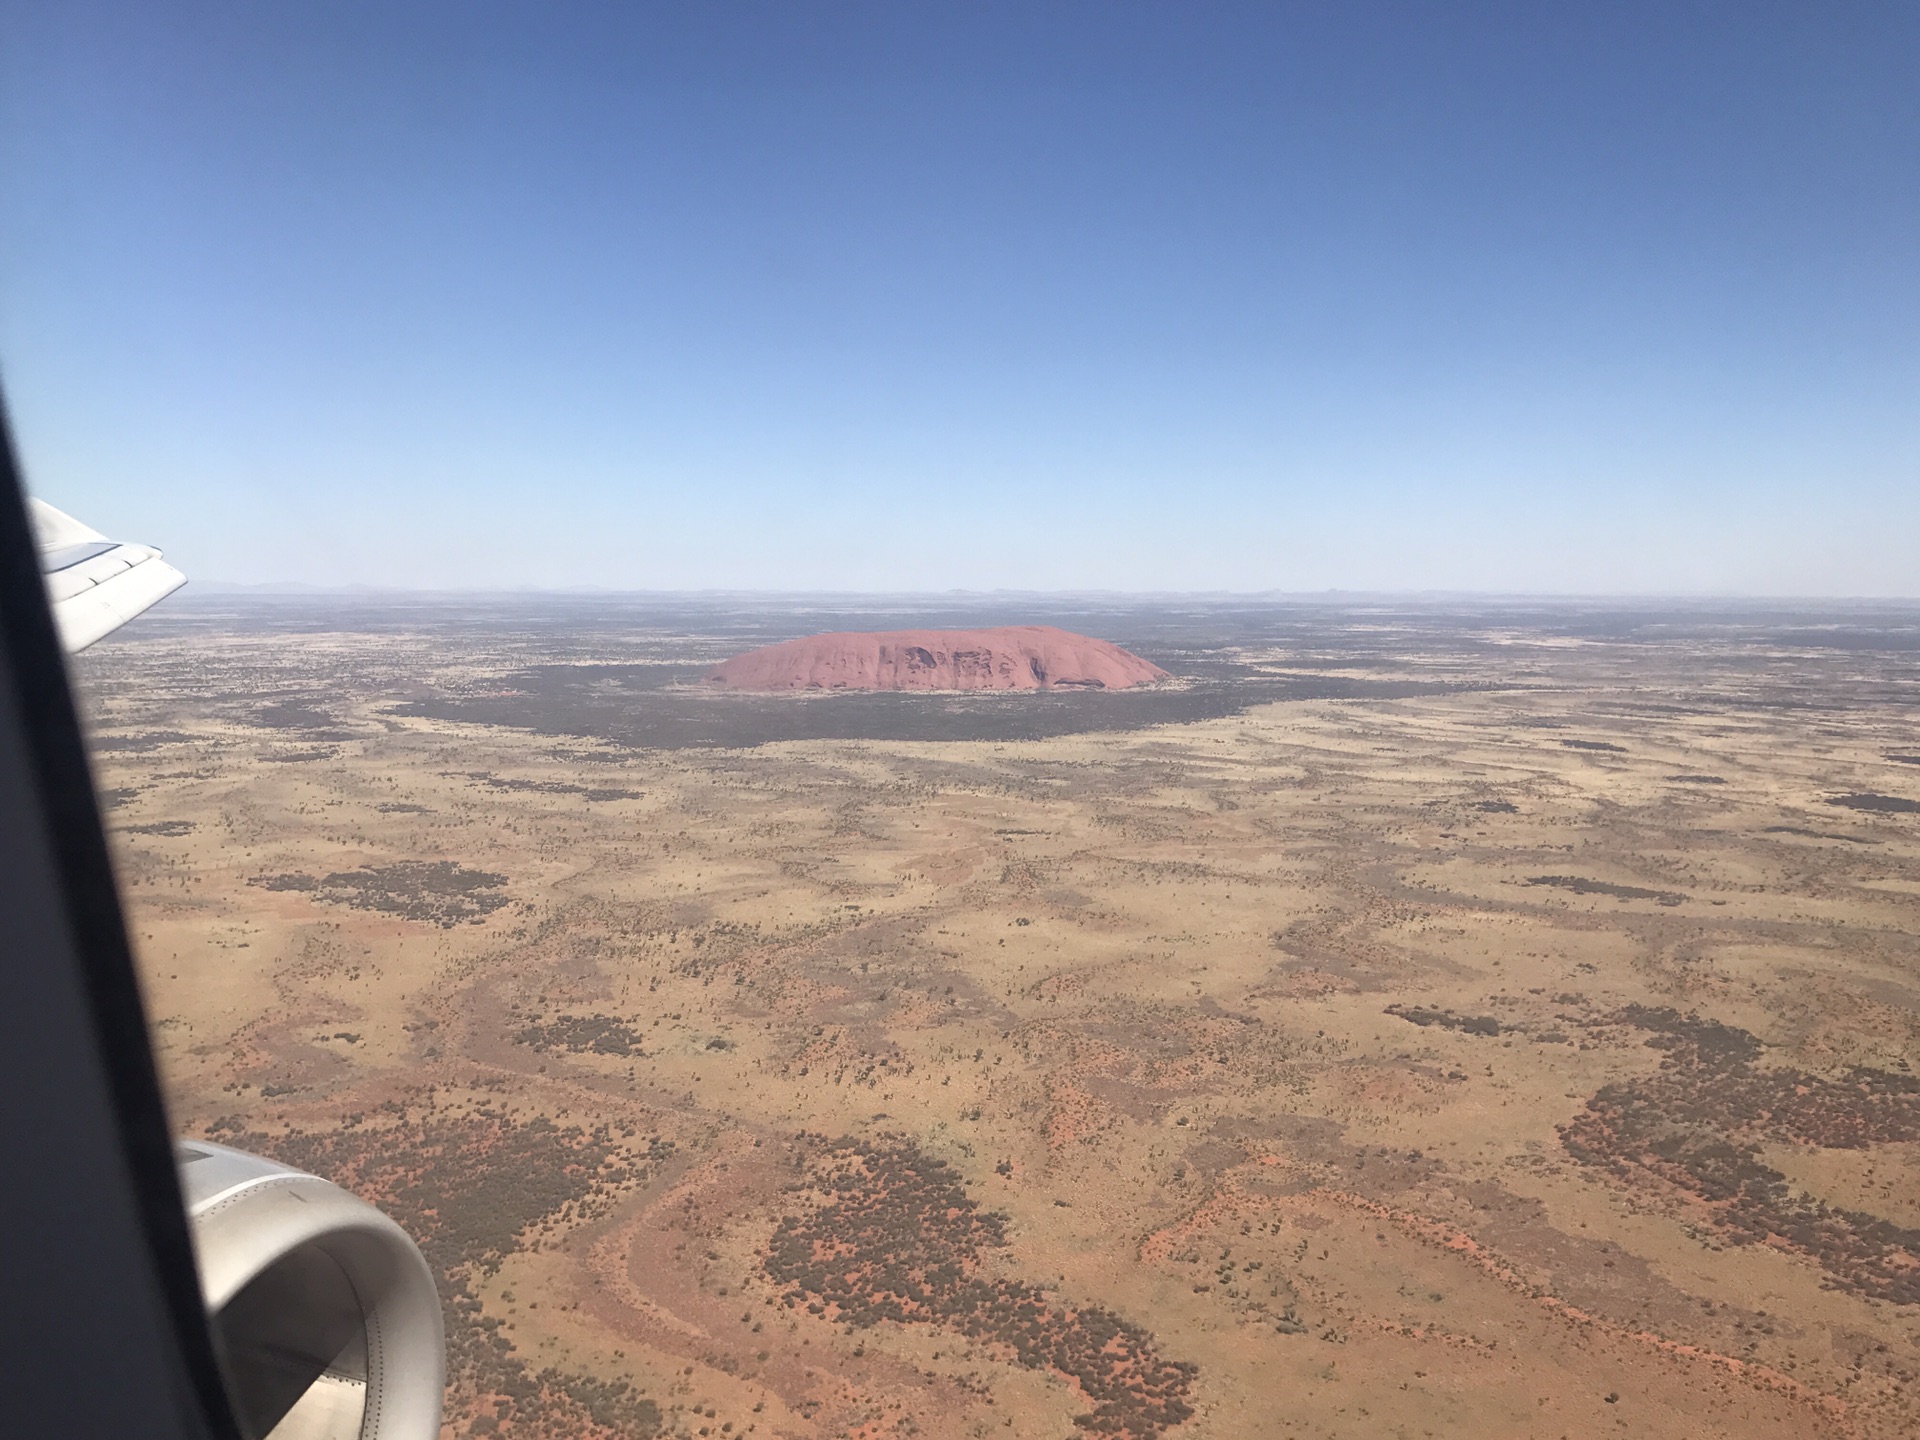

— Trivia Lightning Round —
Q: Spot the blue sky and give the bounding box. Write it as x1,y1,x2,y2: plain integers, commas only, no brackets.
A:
2,2,1915,593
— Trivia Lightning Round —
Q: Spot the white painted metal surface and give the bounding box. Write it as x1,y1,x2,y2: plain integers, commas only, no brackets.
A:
177,1141,444,1440
29,498,187,652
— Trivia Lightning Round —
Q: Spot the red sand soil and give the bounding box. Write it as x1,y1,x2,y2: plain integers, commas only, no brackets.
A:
705,626,1168,693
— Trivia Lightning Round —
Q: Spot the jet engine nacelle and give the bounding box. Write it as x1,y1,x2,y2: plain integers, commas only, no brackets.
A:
176,1141,444,1440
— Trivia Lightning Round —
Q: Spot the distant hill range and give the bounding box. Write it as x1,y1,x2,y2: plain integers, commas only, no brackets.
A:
705,625,1168,693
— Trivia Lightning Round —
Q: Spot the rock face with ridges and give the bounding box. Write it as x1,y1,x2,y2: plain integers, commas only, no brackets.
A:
705,625,1168,693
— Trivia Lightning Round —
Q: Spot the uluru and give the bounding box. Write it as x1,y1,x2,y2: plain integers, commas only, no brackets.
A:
705,625,1169,693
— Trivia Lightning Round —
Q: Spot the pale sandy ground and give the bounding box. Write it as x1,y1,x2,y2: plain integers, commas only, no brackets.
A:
80,609,1920,1440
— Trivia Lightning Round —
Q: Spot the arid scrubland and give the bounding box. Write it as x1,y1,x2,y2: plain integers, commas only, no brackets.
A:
80,598,1920,1440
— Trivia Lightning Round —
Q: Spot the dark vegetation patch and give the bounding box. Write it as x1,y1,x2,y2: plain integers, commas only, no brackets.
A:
98,786,143,809
252,861,509,927
462,772,641,802
123,819,196,837
207,1105,669,1439
250,700,351,736
1474,799,1518,813
1385,1005,1503,1037
516,1015,644,1057
1614,1006,1762,1065
262,748,338,763
1525,875,1685,906
378,802,432,814
1762,826,1873,843
1829,793,1920,815
257,873,320,891
1887,755,1920,767
767,1136,1196,1439
389,664,1475,749
1561,1007,1920,1305
1666,774,1726,785
91,730,193,752
1561,739,1626,753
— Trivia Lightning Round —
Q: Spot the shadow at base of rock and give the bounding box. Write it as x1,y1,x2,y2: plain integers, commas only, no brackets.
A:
388,666,1486,749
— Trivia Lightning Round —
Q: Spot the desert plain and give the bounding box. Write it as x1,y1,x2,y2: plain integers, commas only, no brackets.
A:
75,595,1920,1440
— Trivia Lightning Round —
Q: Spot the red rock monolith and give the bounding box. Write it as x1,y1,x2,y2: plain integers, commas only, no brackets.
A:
705,626,1168,693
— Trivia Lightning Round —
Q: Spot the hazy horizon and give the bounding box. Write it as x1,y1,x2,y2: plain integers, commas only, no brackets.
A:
147,582,1920,608
185,583,1920,599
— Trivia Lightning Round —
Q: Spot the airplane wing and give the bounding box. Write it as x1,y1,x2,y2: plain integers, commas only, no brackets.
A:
30,498,187,652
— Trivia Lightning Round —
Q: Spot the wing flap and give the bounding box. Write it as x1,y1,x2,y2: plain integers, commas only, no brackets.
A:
29,500,186,652
51,552,186,652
